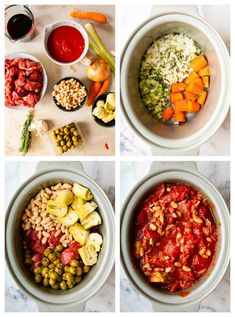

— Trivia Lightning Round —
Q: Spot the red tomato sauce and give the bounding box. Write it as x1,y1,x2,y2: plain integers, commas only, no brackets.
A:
134,182,217,293
47,26,85,63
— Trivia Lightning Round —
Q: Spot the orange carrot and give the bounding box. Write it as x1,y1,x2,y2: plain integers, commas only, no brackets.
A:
197,91,207,105
186,82,204,95
162,106,174,121
174,111,186,123
170,92,183,103
198,66,209,77
174,99,188,112
187,100,200,112
171,82,187,93
190,55,208,72
86,82,102,107
95,76,110,99
70,10,107,23
201,76,209,88
184,72,199,85
185,90,198,101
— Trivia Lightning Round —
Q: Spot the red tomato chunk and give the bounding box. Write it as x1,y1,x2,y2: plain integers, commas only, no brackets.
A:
134,182,217,292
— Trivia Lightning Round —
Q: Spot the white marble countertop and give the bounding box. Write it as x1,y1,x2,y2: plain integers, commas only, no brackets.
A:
5,161,115,312
120,161,230,311
5,5,115,156
120,5,230,156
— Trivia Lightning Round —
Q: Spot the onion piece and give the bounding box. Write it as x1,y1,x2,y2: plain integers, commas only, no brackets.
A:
86,57,110,82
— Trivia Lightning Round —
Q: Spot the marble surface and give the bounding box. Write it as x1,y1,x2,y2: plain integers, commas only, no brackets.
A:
120,161,230,312
120,5,230,156
5,5,115,156
5,161,115,312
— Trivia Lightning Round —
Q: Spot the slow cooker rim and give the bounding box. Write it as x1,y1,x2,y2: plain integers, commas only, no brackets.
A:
5,169,115,305
120,169,230,305
120,13,230,151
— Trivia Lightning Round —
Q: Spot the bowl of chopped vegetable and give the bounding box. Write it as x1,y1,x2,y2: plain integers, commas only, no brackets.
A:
5,162,114,311
121,11,230,155
92,92,115,127
121,161,230,311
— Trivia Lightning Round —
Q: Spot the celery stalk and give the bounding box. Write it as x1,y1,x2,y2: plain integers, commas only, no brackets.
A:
85,23,115,73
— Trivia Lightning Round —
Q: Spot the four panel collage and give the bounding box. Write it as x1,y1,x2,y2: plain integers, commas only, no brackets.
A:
4,2,231,314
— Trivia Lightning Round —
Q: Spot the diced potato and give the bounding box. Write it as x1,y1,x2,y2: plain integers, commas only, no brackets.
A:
55,190,74,205
46,200,68,217
79,244,97,266
69,223,89,245
87,233,103,252
57,208,79,226
81,211,102,229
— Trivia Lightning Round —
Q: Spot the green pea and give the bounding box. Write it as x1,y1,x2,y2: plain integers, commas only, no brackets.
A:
83,265,90,273
64,128,69,134
70,260,79,267
44,248,51,257
67,282,74,289
76,267,83,276
41,267,49,277
52,283,60,290
49,278,56,287
34,267,42,274
60,281,68,291
64,266,70,272
75,276,82,283
68,267,76,275
55,129,60,134
55,244,64,253
73,130,79,136
43,278,49,287
72,136,77,142
48,253,57,262
64,272,74,283
48,264,55,270
57,135,62,141
54,259,61,265
70,127,76,133
56,263,64,269
42,257,50,267
67,141,72,147
55,267,63,275
49,271,59,280
60,140,65,147
35,274,42,283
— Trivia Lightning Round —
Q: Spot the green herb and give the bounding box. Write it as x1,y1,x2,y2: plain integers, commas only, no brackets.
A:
19,110,33,155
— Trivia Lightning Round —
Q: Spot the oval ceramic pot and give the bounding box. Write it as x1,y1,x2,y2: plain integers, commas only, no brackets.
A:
121,162,230,311
121,11,230,155
5,162,114,312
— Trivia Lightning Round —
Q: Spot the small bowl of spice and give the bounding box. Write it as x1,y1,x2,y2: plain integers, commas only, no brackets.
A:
52,77,87,111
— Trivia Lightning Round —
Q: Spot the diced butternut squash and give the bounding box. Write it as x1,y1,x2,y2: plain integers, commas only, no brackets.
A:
174,99,188,112
187,100,200,112
162,106,174,121
190,55,208,72
185,90,198,101
174,111,186,123
171,82,187,93
197,91,207,105
186,82,204,95
198,66,209,77
191,77,204,87
170,92,183,103
184,72,199,85
201,76,209,88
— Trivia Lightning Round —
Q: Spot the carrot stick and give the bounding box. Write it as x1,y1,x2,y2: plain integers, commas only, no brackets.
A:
170,92,183,103
95,76,110,99
190,55,208,72
184,72,199,85
174,111,186,123
86,82,102,107
162,106,174,121
174,99,188,112
198,66,209,77
187,100,200,112
197,91,207,105
171,82,187,93
70,10,107,23
185,90,198,101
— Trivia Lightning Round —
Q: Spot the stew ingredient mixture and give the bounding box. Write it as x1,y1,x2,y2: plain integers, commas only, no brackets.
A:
139,33,209,125
22,182,103,290
134,182,217,292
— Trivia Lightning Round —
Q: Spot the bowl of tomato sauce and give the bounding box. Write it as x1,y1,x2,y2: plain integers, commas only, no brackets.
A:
43,20,89,66
121,162,230,311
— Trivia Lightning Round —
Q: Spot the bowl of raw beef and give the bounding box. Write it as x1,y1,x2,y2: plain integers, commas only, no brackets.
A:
5,52,48,109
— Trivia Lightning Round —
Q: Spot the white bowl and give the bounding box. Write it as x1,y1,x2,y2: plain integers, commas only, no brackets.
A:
43,20,89,66
121,163,230,311
5,162,114,311
5,52,48,109
121,13,230,155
